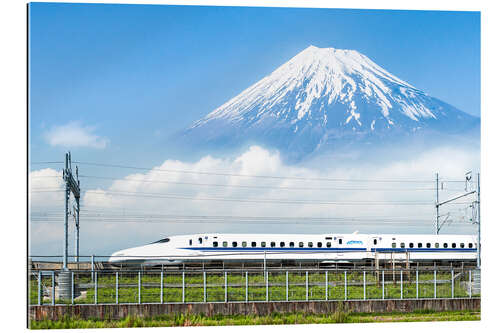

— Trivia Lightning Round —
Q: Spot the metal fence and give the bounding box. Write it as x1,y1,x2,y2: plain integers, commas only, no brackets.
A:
29,268,480,306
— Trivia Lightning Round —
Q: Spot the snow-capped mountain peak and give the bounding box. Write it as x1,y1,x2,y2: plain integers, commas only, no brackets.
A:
182,45,478,160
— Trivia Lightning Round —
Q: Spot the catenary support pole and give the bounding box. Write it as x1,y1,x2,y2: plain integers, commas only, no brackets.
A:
477,173,481,268
75,196,80,265
436,172,439,235
63,154,69,270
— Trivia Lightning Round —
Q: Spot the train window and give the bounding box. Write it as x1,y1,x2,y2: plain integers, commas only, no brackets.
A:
261,242,266,247
308,242,313,248
198,238,203,244
242,241,247,248
280,242,285,247
152,238,170,244
326,242,331,248
452,243,456,248
271,242,276,248
435,243,439,248
189,239,192,246
443,243,448,248
460,243,464,248
251,242,257,248
409,243,414,248
289,242,295,247
299,242,304,248
400,242,405,248
338,239,343,245
223,241,228,247
418,243,422,248
317,242,322,248
326,237,332,240
213,241,218,247
373,239,377,245
426,243,431,248
392,243,396,248
468,243,473,248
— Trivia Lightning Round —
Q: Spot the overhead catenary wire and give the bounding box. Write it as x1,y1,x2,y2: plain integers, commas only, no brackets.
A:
68,160,473,183
77,174,443,191
29,188,475,207
30,160,476,184
29,218,475,226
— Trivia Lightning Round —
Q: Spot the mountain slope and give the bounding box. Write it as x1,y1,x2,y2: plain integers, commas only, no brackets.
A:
181,45,479,160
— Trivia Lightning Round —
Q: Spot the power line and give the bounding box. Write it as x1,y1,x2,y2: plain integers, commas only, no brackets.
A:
73,161,443,183
31,173,469,192
78,175,441,191
30,217,474,226
78,189,437,205
30,212,435,222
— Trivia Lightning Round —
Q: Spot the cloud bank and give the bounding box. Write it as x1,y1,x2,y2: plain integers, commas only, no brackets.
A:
29,145,479,256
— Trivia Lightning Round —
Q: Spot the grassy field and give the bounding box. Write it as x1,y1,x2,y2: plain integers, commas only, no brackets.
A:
29,310,480,329
30,270,478,305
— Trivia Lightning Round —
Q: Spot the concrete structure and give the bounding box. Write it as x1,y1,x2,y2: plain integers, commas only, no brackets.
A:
29,298,480,321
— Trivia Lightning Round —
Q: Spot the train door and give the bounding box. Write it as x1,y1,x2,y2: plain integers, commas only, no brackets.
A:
336,237,344,257
371,237,378,251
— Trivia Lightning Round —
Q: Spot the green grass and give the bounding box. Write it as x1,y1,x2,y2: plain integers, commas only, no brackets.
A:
29,270,479,305
29,309,480,329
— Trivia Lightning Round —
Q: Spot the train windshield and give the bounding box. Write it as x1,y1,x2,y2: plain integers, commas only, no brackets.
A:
151,238,170,244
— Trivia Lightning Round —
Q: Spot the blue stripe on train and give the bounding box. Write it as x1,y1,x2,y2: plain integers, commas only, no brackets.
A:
181,247,476,252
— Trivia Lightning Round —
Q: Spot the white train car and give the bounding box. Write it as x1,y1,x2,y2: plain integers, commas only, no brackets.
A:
108,232,478,266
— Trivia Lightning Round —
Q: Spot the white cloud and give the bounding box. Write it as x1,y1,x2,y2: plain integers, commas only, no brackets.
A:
44,121,108,149
29,145,480,256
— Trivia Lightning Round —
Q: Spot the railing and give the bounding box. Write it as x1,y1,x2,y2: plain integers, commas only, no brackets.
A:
29,268,480,306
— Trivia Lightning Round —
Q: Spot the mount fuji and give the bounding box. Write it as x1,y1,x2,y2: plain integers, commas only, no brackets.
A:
180,45,479,161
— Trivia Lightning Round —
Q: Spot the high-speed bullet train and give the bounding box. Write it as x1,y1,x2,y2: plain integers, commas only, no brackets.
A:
108,232,478,266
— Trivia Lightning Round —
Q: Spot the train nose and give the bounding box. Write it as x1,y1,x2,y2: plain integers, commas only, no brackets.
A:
108,251,127,264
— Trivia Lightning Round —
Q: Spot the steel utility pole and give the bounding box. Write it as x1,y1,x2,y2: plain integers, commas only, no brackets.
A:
74,166,80,265
435,173,439,235
435,172,477,235
476,172,481,268
62,152,80,270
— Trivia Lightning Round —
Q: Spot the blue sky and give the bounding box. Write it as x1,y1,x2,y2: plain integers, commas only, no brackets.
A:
29,3,480,167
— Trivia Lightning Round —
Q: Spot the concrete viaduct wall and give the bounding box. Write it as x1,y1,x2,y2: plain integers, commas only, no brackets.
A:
30,298,480,321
